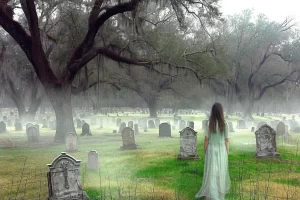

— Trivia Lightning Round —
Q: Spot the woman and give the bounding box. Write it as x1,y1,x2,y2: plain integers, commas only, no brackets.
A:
195,103,230,200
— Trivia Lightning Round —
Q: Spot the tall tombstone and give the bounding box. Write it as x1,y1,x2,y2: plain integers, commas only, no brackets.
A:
188,121,194,129
227,121,234,132
237,120,246,129
159,123,171,137
134,124,140,135
128,121,134,129
87,150,99,170
148,120,155,128
7,119,12,127
0,121,7,134
47,152,90,200
26,123,33,131
10,111,14,116
155,119,160,128
43,119,48,128
81,123,92,136
179,120,186,130
255,125,280,158
116,118,122,127
202,120,208,130
76,119,82,129
120,127,139,150
27,126,39,143
119,122,126,133
66,132,78,152
15,122,22,131
99,118,103,129
3,116,7,122
177,127,200,160
276,122,285,136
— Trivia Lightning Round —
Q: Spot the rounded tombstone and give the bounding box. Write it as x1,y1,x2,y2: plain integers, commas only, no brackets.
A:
256,121,267,130
276,122,285,136
81,123,92,136
0,121,7,134
159,123,171,137
27,126,39,143
65,132,78,152
118,122,126,133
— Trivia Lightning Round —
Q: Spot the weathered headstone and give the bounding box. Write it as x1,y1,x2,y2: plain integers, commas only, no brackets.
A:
87,150,99,170
155,119,160,128
15,122,22,131
27,126,39,143
119,122,126,133
99,118,103,129
251,127,255,132
179,120,186,130
227,121,234,132
76,119,82,129
47,152,89,200
177,127,200,160
116,118,122,127
81,123,92,136
276,122,285,136
66,132,78,152
256,121,267,130
148,120,155,128
4,139,14,148
43,119,48,128
237,120,246,129
3,116,7,122
128,121,133,129
159,123,171,137
188,121,194,129
202,120,208,130
0,121,7,134
254,125,280,158
120,127,139,150
134,124,140,135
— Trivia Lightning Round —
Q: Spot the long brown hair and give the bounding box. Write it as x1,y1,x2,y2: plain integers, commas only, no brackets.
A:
208,103,226,133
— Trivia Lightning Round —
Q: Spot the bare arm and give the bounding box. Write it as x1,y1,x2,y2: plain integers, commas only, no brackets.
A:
204,136,209,154
225,138,229,154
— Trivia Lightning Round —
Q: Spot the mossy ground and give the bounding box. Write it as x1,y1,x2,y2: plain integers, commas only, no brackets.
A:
0,113,299,199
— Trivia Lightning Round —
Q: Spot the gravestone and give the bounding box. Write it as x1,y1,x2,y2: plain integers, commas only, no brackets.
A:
254,125,280,158
26,123,33,131
261,113,265,117
148,120,155,128
227,121,234,132
49,120,56,130
76,119,82,129
10,111,14,116
177,127,200,160
128,121,133,129
47,152,89,200
27,126,39,143
99,119,103,129
134,124,140,135
159,123,171,137
81,123,92,136
188,121,194,129
276,122,285,136
116,118,122,127
0,121,7,134
66,132,78,152
237,120,246,129
179,120,186,130
119,122,126,133
256,121,267,130
43,119,48,128
7,119,12,127
113,130,117,134
202,120,208,130
87,150,99,170
251,127,255,132
120,127,139,150
289,119,299,131
3,116,7,122
155,119,160,128
91,118,96,126
15,122,22,131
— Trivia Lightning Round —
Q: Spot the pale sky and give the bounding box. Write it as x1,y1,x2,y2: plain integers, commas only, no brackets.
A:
221,0,300,24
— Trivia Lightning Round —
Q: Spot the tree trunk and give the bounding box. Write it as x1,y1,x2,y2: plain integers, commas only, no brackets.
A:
243,100,254,120
47,85,75,143
147,98,158,118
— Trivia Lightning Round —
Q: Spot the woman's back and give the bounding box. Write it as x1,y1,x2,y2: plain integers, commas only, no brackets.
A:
206,122,228,144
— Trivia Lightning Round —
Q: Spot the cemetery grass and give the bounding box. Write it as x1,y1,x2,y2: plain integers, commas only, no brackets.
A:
0,115,299,199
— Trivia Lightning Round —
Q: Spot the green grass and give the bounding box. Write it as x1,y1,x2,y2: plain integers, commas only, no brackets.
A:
0,113,299,199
